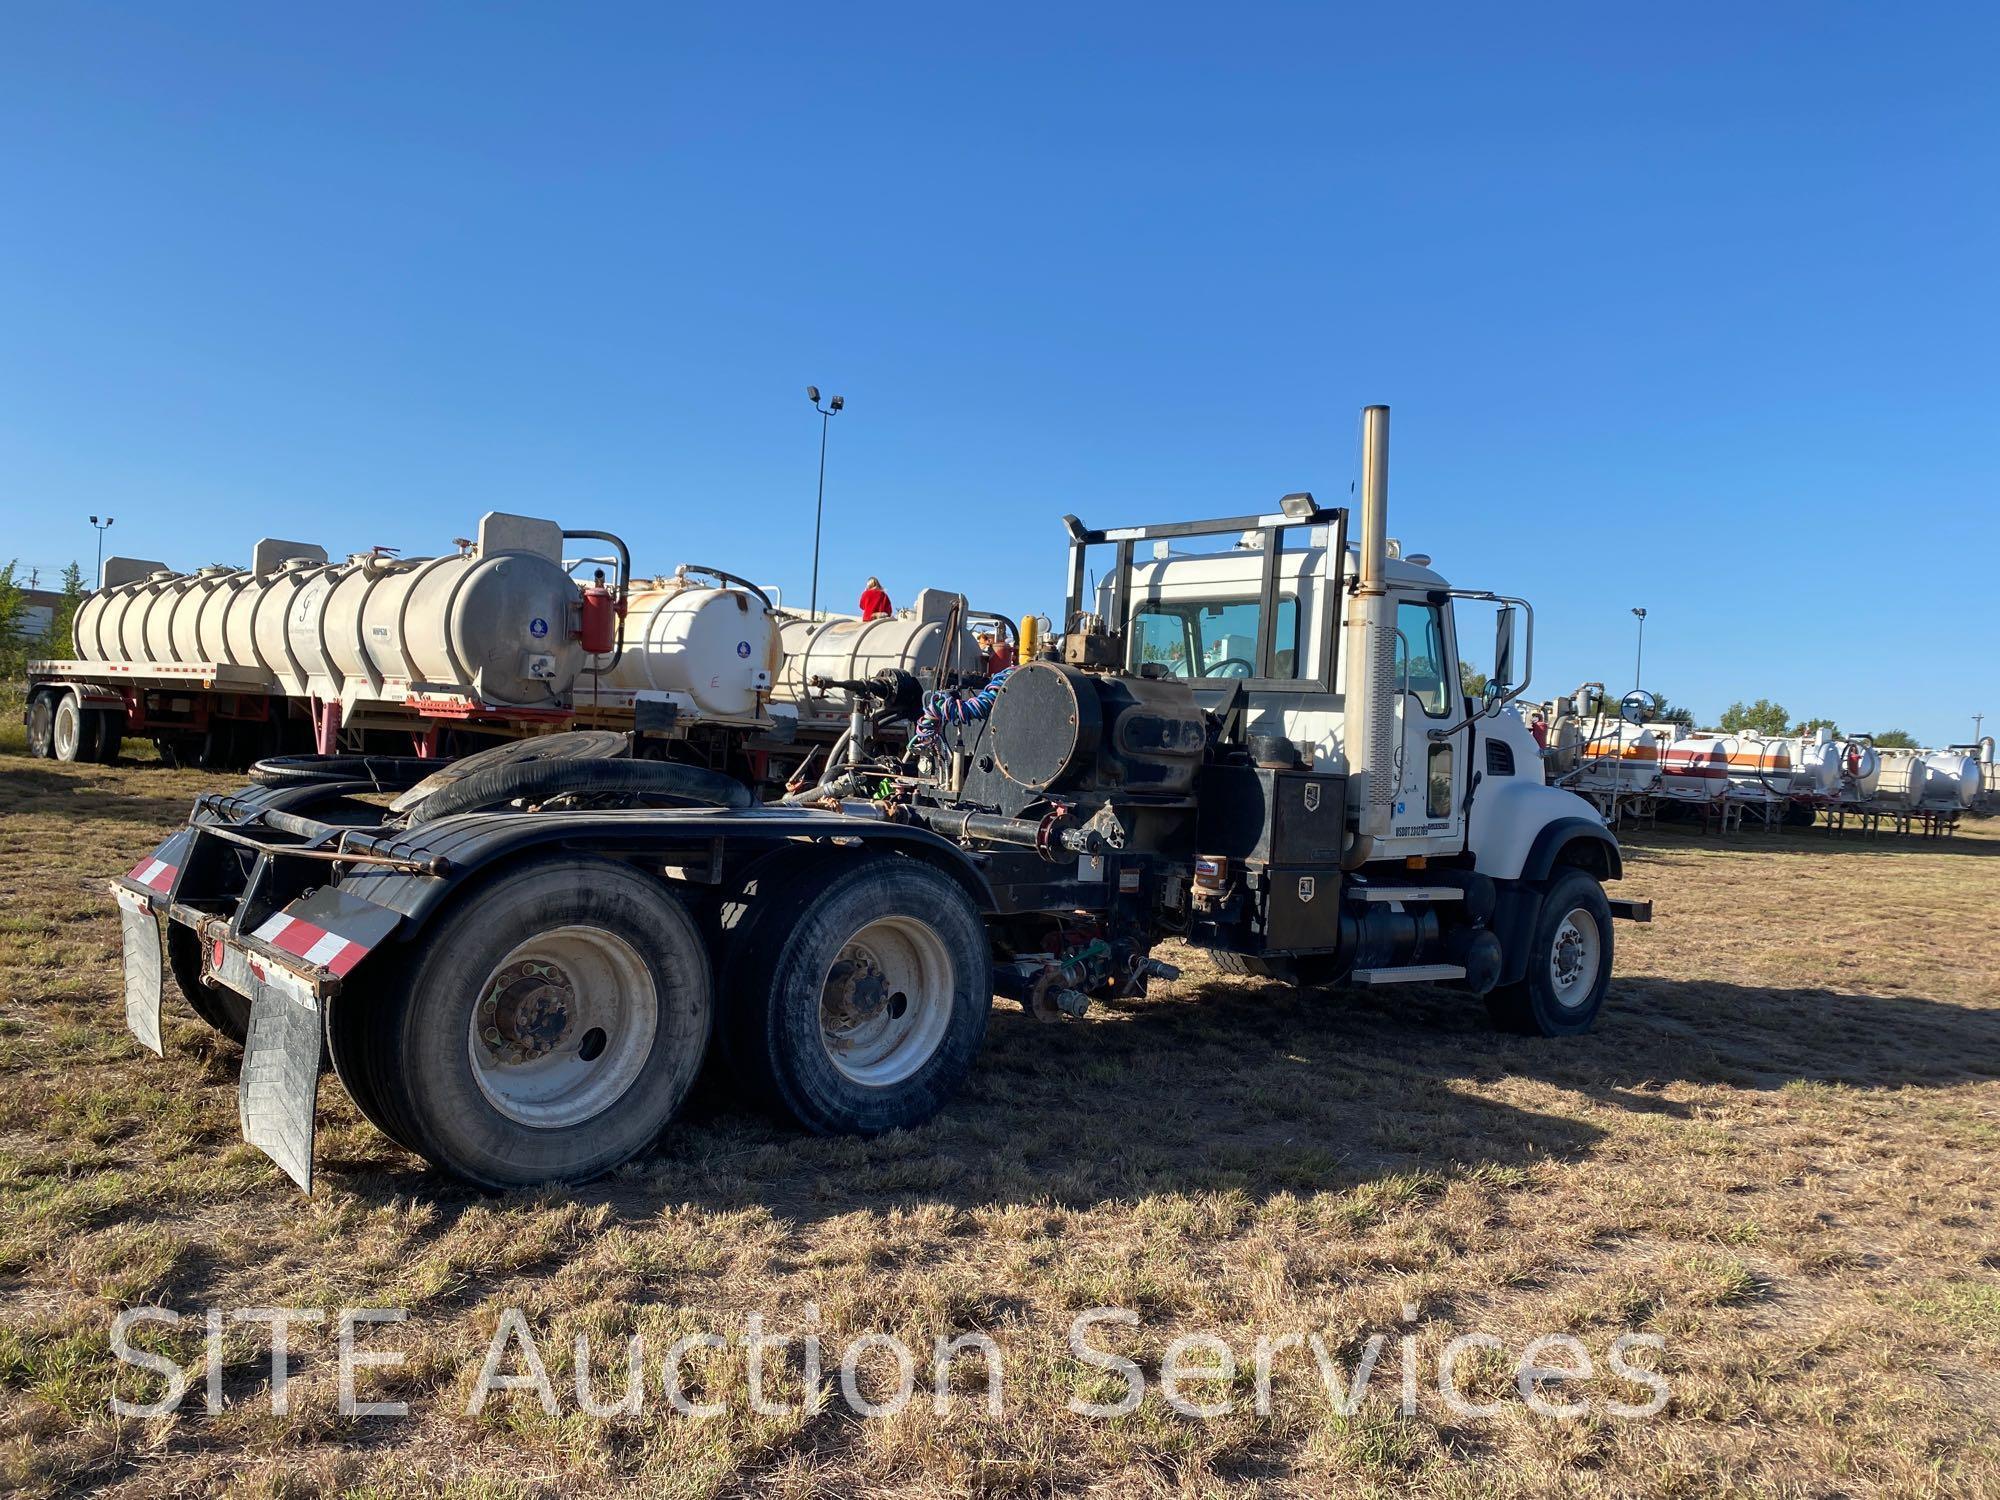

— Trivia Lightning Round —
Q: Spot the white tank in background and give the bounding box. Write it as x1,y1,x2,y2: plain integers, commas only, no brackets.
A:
1785,727,1844,797
1872,749,1931,808
1573,722,1662,791
73,540,329,675
772,588,981,727
73,514,584,708
583,571,779,718
1918,751,1979,809
286,514,582,708
1839,740,1883,800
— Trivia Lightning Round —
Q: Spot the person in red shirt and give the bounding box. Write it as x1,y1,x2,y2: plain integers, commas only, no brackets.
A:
858,577,892,621
988,633,1015,671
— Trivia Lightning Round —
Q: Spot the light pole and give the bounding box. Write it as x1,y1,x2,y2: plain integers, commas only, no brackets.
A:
805,387,844,619
89,515,115,588
1630,606,1647,693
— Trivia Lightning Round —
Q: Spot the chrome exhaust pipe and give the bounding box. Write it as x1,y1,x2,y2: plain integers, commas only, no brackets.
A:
1344,404,1396,843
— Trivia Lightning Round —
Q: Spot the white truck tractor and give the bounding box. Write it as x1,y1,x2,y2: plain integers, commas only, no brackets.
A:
111,404,1649,1191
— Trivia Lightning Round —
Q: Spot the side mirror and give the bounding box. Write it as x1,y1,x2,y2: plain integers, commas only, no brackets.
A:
1492,606,1517,692
1619,689,1657,726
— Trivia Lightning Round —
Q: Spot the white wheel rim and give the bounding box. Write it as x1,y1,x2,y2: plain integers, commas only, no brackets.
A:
1549,906,1602,1008
54,701,79,759
466,926,656,1128
818,915,955,1087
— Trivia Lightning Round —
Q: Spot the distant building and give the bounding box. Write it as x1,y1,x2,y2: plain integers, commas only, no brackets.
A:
17,589,64,645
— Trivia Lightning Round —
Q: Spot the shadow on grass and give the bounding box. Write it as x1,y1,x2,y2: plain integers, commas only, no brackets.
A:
1621,822,2000,857
0,761,210,831
308,963,2000,1231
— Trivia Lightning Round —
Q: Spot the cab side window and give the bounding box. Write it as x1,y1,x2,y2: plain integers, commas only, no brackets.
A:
1395,600,1452,717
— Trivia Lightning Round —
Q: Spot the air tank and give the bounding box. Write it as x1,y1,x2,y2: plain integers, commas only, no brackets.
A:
772,589,980,725
582,572,779,717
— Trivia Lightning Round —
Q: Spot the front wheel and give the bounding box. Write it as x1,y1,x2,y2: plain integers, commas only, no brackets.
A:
351,857,713,1188
1485,867,1613,1036
727,858,989,1136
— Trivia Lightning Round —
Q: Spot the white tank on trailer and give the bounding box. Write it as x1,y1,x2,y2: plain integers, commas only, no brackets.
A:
70,516,582,709
1918,751,1979,808
583,570,779,718
773,588,981,726
1786,727,1843,796
1872,749,1930,808
286,513,582,708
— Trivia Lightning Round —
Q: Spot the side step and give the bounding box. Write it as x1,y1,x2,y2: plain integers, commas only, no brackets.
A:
1350,886,1464,903
1349,963,1468,986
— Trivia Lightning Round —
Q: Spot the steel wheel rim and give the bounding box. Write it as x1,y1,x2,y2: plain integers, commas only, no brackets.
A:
53,701,79,759
466,926,656,1128
818,915,955,1087
1549,906,1601,1008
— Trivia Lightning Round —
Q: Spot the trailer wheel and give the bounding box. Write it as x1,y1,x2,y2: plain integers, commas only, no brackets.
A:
24,692,56,758
356,857,711,1188
165,925,251,1043
1485,867,1613,1036
732,858,989,1136
89,709,125,764
51,692,89,762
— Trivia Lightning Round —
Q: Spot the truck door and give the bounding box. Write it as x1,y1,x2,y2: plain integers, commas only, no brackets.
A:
1385,595,1467,856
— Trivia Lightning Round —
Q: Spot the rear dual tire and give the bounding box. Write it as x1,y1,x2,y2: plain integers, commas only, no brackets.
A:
721,857,989,1136
331,857,711,1188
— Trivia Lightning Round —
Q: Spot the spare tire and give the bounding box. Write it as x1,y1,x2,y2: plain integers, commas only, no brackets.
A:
249,755,438,790
389,731,631,813
409,757,752,825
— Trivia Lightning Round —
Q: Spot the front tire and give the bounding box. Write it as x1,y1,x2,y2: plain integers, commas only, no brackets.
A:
728,857,989,1136
354,857,713,1188
1485,867,1613,1036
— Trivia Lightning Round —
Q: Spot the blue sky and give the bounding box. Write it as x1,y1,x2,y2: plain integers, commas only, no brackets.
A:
2,3,1994,744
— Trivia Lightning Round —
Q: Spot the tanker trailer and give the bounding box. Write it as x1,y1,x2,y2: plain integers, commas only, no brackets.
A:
26,514,607,765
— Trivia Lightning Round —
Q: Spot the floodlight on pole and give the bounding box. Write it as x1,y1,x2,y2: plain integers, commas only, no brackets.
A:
806,387,845,619
89,515,115,588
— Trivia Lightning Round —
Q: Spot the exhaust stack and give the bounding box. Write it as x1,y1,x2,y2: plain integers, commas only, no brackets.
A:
1345,404,1397,842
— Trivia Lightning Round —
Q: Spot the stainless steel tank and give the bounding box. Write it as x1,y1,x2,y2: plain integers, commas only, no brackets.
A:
772,588,979,725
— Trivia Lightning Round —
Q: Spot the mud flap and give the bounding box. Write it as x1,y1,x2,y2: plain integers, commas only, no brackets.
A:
238,967,324,1193
115,887,165,1056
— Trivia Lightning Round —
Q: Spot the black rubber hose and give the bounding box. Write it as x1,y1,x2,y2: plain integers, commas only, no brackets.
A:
408,757,753,825
249,754,438,790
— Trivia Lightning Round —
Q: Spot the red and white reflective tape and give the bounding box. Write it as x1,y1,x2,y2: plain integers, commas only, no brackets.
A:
250,911,371,977
127,858,178,894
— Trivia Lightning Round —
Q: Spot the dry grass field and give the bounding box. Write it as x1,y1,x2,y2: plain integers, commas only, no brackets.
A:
2,750,1997,1497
